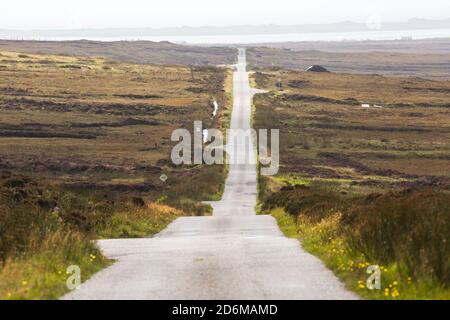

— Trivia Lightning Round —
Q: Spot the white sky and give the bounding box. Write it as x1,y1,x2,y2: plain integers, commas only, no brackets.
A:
1,0,449,30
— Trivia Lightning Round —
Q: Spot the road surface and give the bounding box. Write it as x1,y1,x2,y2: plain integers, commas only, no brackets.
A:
63,49,357,300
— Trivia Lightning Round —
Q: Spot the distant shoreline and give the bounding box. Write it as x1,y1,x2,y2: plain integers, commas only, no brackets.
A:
1,31,449,44
1,24,450,45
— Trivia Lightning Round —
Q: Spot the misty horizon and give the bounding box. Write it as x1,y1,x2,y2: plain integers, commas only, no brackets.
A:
0,17,448,32
2,0,450,30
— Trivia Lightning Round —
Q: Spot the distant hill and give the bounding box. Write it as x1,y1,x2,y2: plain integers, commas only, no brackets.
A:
1,18,450,39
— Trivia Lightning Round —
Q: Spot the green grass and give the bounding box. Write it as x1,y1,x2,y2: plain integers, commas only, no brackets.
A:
267,195,450,300
270,208,299,238
0,174,186,299
94,203,182,239
0,201,183,299
275,176,311,186
0,231,110,300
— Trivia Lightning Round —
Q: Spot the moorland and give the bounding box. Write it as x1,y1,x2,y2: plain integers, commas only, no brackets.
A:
1,37,449,300
253,67,450,299
246,38,450,79
0,49,232,299
0,40,236,66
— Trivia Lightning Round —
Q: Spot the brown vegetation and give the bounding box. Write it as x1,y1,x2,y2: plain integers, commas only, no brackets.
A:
263,185,449,291
0,51,231,205
247,44,450,80
254,66,450,298
253,68,450,191
0,40,236,66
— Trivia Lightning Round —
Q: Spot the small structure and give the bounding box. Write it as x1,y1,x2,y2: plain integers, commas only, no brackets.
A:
306,65,329,73
276,78,283,90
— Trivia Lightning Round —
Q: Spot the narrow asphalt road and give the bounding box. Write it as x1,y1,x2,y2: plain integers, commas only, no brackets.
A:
63,49,357,300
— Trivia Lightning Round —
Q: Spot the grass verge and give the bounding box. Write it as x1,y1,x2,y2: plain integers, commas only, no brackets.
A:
94,203,182,239
271,208,450,299
265,185,449,300
0,174,185,299
0,231,109,300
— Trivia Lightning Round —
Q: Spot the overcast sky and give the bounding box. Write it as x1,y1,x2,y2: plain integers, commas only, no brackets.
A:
1,0,449,30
